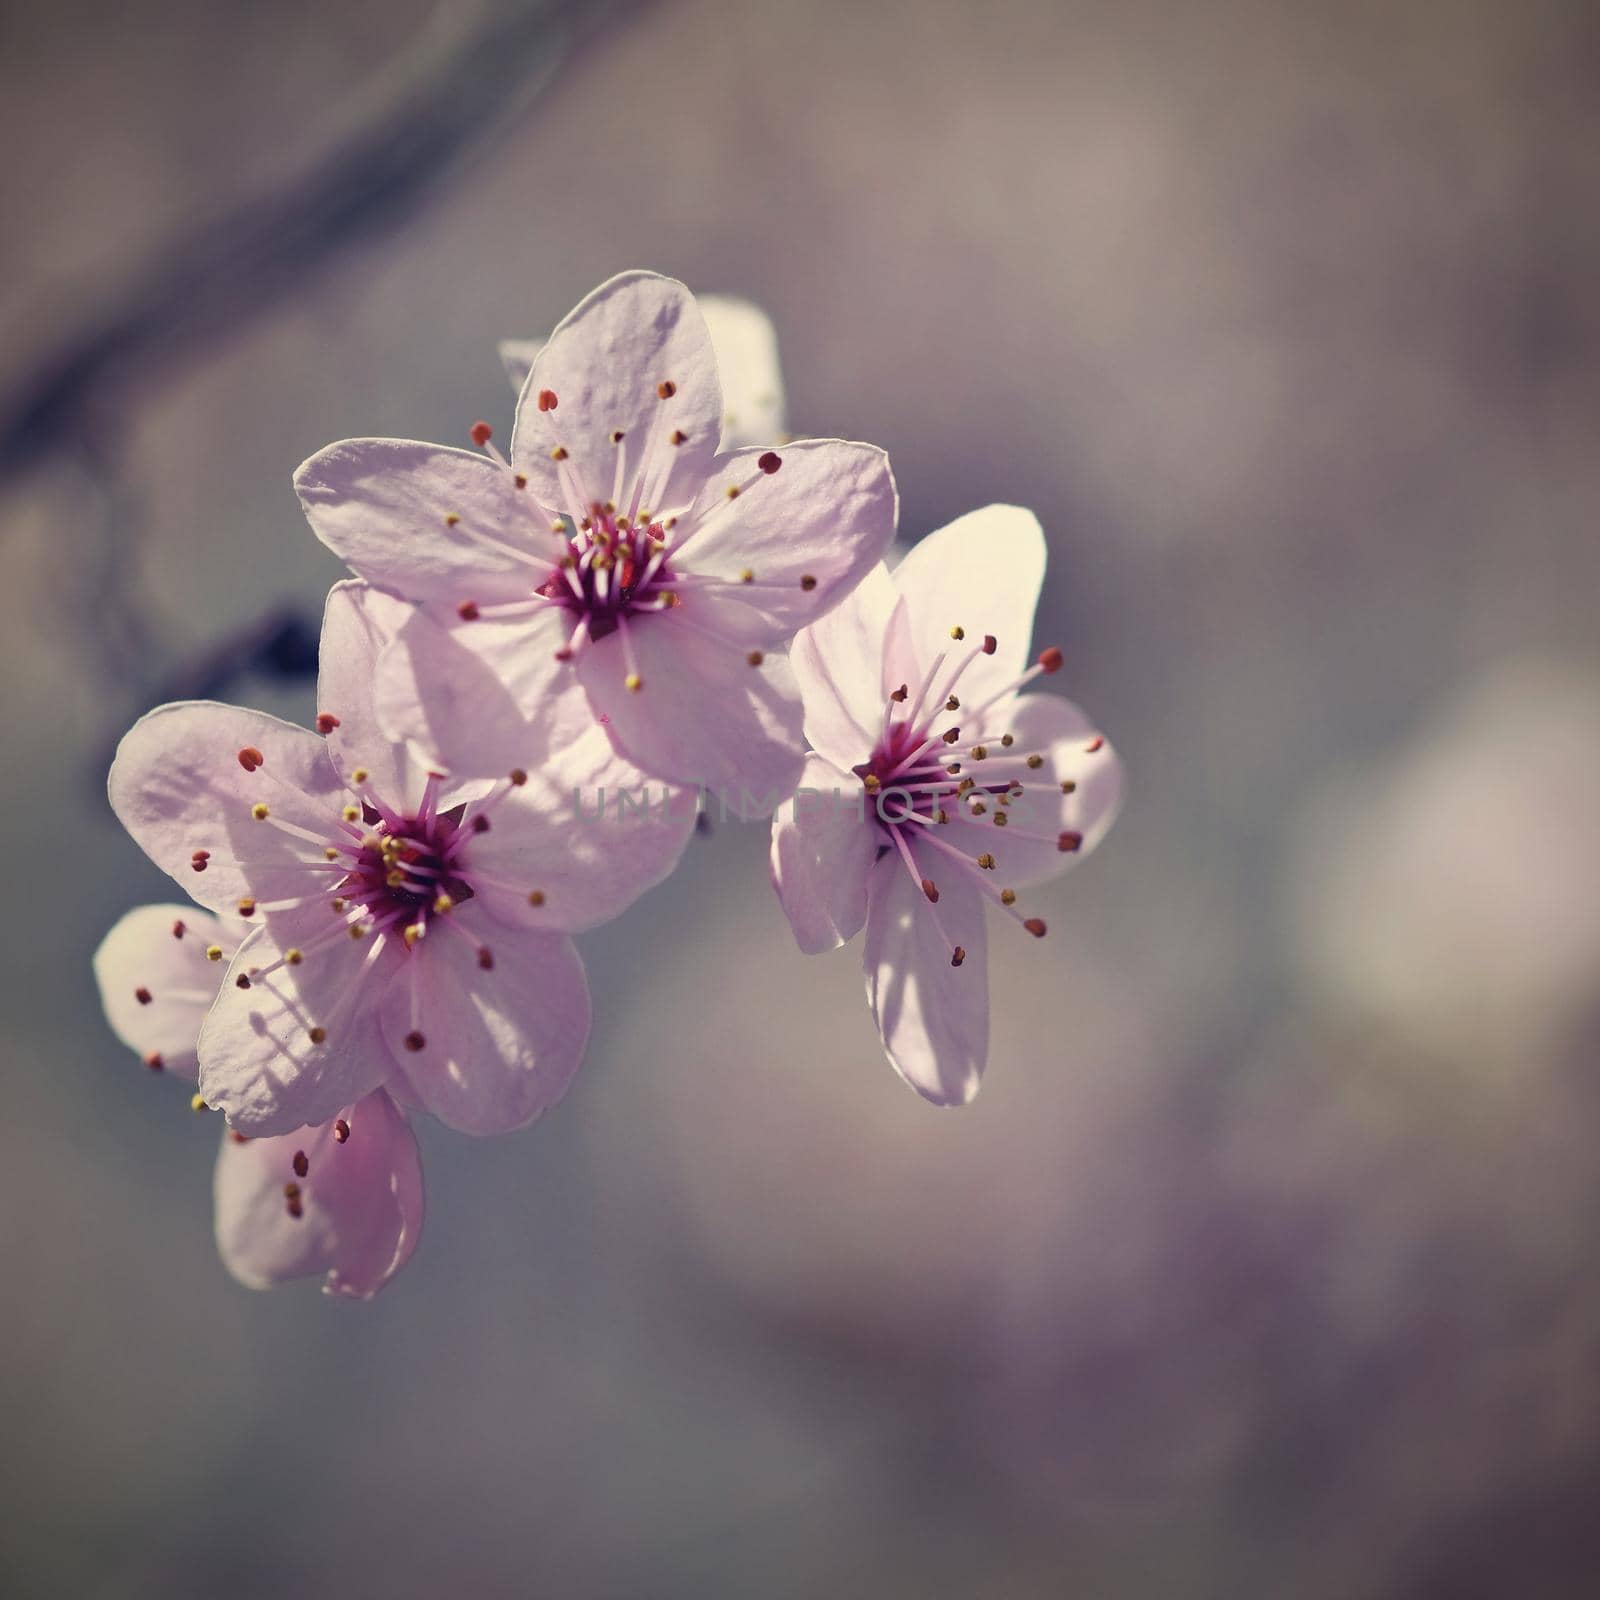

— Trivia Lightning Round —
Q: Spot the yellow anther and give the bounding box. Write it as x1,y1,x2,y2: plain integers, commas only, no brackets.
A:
403,924,423,948
977,853,996,870
726,484,740,499
550,445,569,461
386,869,406,888
1026,753,1043,769
950,625,965,640
251,802,270,821
433,893,455,915
324,846,341,860
551,519,568,534
348,923,367,940
331,897,348,913
1000,888,1016,905
971,746,988,760
445,513,460,527
342,805,360,822
993,811,1009,827
205,944,224,961
863,774,882,792
1000,734,1014,748
237,898,256,916
190,1093,208,1112
739,568,754,583
625,673,643,693
285,948,304,965
351,768,369,784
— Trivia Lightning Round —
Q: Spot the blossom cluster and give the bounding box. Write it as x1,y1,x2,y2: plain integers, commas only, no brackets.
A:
95,273,1123,1297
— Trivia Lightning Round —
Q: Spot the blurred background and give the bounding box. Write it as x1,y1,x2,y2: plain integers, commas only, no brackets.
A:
4,0,1599,1593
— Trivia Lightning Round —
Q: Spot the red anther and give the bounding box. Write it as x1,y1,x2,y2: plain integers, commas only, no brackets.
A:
470,420,493,446
921,878,940,904
172,920,186,940
471,815,491,834
333,1118,351,1144
1023,918,1048,938
656,380,677,399
1037,647,1064,674
477,947,494,971
237,746,264,772
670,430,688,446
135,987,152,1006
941,727,961,744
144,1051,164,1071
292,1150,309,1178
1058,830,1083,852
758,451,783,474
191,850,210,872
890,684,909,702
235,973,251,989
284,1182,302,1201
404,1030,426,1053
951,946,967,968
982,635,997,655
554,647,574,662
799,574,818,592
230,1129,250,1144
316,713,341,735
537,388,558,412
457,600,481,621
1085,736,1104,753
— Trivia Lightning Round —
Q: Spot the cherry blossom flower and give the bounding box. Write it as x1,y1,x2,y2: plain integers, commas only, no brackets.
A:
108,581,693,1137
295,270,897,801
92,904,423,1299
501,292,787,452
770,506,1124,1106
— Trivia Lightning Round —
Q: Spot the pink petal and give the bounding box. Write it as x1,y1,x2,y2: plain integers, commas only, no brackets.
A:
197,916,394,1135
891,505,1046,708
944,693,1125,889
295,438,546,607
213,1088,423,1299
769,756,878,953
373,604,592,779
317,581,432,807
788,563,906,768
93,903,233,1080
467,724,697,934
503,294,786,452
509,272,721,519
863,854,989,1106
576,623,806,802
380,921,590,1135
108,702,344,917
674,440,897,638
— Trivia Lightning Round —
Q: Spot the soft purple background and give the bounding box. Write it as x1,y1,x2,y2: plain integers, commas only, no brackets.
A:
3,1,1599,1594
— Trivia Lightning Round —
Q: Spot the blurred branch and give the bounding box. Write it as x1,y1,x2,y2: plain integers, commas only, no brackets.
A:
0,0,636,482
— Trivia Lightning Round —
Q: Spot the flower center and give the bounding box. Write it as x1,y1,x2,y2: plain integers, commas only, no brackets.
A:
535,502,678,648
340,802,475,927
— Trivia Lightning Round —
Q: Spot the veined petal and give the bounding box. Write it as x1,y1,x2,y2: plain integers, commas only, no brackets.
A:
864,854,989,1106
769,756,878,953
109,702,345,917
576,624,805,802
467,724,697,934
510,272,721,519
374,605,592,781
380,922,590,1135
213,1088,423,1299
674,440,897,638
198,915,394,1135
788,563,905,769
93,904,234,1080
891,505,1046,707
295,438,549,607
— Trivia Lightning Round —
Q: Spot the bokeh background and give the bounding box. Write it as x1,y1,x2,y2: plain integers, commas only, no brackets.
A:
4,0,1599,1593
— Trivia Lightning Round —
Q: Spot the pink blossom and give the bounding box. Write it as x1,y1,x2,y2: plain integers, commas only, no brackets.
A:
770,506,1124,1105
93,904,423,1298
501,292,787,453
295,271,897,800
108,581,694,1137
